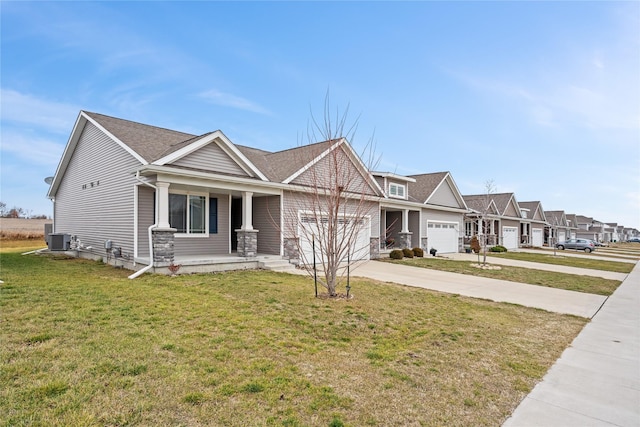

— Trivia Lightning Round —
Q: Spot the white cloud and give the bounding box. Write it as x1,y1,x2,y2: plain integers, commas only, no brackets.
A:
198,89,272,116
1,89,79,134
1,130,65,168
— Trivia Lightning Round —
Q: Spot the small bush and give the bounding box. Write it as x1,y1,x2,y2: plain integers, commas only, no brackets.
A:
389,249,403,260
470,235,481,253
490,245,508,253
402,248,414,258
412,247,424,257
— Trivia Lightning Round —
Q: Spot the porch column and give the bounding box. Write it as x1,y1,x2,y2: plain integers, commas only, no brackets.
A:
156,182,171,229
241,191,254,230
398,209,412,248
236,191,258,257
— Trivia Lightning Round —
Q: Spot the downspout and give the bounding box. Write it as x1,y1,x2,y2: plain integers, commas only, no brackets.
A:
129,171,158,279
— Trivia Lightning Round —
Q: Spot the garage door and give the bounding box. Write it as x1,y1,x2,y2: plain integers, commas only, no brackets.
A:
531,229,543,247
502,226,518,249
427,222,458,253
298,214,370,266
558,231,566,243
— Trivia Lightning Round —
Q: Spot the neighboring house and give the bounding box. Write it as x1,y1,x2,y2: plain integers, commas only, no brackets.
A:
518,201,548,247
544,210,573,244
47,111,383,274
373,171,468,254
462,192,522,250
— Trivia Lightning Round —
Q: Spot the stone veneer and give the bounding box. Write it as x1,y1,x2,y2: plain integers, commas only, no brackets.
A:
283,237,299,263
152,228,176,266
398,232,413,249
236,229,259,258
421,237,429,251
369,237,380,259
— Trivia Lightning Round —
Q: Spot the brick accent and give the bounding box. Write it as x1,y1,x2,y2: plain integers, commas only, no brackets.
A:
236,229,259,258
369,237,380,259
398,232,413,249
152,228,176,266
283,237,299,263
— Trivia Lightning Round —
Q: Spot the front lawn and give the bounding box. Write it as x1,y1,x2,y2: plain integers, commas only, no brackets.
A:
487,251,634,273
382,257,622,296
1,249,586,426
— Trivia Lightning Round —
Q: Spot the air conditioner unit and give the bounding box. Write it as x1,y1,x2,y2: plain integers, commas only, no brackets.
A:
49,233,71,251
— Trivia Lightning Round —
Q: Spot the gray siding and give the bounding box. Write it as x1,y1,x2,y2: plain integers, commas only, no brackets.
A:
172,143,250,176
504,202,519,217
54,122,141,258
409,211,420,247
428,181,461,207
291,146,378,196
253,195,281,255
137,185,155,258
281,192,379,240
174,193,230,256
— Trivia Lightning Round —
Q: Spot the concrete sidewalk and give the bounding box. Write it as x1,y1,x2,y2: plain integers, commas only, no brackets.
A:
503,261,640,426
353,261,607,318
446,252,629,281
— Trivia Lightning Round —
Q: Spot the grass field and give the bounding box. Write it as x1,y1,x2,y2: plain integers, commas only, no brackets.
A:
0,245,587,426
486,251,634,273
382,257,623,296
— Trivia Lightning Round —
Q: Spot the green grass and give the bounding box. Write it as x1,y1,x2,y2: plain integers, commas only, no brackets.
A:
383,257,622,296
0,248,587,426
486,251,634,273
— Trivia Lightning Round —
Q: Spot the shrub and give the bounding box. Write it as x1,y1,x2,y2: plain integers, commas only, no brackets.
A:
389,249,404,259
470,235,481,253
412,247,424,257
490,245,508,253
402,248,414,258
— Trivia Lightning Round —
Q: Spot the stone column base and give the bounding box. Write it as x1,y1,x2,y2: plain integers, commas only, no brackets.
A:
236,229,259,258
369,237,380,259
398,232,413,249
152,227,177,266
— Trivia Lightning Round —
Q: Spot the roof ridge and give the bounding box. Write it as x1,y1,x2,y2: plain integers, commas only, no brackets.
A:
83,110,197,137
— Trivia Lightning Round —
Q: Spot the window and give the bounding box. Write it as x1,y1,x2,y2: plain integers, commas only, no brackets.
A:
465,222,473,237
389,183,406,199
169,193,210,235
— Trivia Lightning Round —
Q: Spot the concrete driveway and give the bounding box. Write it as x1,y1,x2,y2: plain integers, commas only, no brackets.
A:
352,260,607,318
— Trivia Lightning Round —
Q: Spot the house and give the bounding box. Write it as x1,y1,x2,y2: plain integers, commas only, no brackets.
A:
373,171,468,254
47,111,384,275
518,201,548,247
544,210,576,245
463,193,522,250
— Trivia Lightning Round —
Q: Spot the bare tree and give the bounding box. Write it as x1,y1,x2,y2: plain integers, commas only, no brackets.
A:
467,180,496,266
282,96,379,297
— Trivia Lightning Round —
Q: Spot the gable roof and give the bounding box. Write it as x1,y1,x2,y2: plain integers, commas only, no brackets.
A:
462,194,499,215
406,172,468,209
544,210,568,227
83,111,197,162
519,201,547,222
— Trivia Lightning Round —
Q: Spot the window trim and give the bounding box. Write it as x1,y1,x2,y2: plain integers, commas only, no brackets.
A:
169,190,210,238
389,183,406,199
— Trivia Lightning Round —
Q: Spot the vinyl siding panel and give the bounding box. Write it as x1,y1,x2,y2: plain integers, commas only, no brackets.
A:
54,122,141,258
171,143,250,176
428,181,462,208
291,147,378,196
137,185,155,258
173,193,230,256
253,195,281,255
504,202,519,217
420,209,463,235
281,192,379,239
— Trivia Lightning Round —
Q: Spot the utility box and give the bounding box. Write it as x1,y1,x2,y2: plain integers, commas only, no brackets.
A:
49,233,71,251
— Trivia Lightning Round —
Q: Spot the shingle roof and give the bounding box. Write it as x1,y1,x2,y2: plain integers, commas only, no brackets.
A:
406,172,448,204
84,111,199,162
544,210,566,226
463,192,515,216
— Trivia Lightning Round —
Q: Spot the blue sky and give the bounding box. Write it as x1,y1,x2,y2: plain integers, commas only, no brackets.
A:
2,1,639,229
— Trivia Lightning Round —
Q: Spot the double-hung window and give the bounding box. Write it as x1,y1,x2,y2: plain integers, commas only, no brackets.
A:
389,183,406,199
169,192,209,235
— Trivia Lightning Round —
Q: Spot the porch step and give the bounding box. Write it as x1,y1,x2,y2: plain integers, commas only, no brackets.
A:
258,257,297,273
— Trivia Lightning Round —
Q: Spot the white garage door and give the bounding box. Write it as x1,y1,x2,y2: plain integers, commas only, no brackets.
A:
298,214,370,266
558,231,566,243
532,229,543,247
427,222,458,253
502,226,518,249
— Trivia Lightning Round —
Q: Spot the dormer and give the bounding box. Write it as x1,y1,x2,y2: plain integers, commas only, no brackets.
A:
371,172,416,200
520,208,530,219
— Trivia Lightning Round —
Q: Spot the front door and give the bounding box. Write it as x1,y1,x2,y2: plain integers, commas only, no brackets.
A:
231,197,242,251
